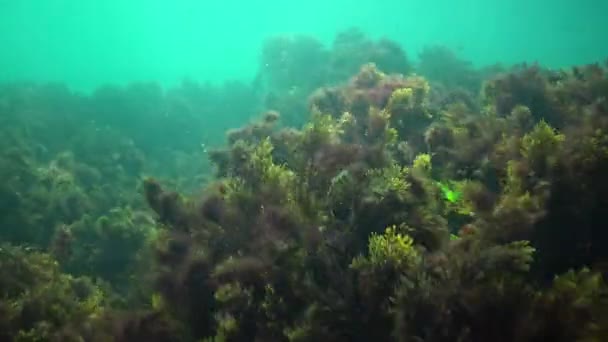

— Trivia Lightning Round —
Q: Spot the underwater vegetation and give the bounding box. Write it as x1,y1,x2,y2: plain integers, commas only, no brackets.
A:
255,28,412,127
144,60,608,342
1,29,608,341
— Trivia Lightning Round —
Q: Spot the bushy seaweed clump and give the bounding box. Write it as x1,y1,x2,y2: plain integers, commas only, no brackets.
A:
0,80,258,295
417,45,485,95
2,31,608,342
141,61,608,341
0,244,105,341
257,28,412,127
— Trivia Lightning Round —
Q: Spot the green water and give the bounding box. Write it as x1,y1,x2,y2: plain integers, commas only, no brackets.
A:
1,0,606,90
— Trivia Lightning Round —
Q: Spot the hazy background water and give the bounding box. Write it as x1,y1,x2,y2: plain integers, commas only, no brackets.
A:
1,0,607,91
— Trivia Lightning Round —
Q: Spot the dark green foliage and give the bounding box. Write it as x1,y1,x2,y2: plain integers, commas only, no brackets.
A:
481,64,608,128
0,80,253,292
417,45,485,95
107,311,185,342
532,109,608,280
256,28,412,127
139,60,608,341
0,244,105,341
259,35,329,92
61,207,154,288
2,35,608,341
329,28,412,82
394,239,536,342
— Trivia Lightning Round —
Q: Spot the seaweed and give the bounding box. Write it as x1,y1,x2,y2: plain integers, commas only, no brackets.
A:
1,32,608,342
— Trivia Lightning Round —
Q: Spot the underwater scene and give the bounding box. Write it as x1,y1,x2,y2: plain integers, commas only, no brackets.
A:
1,1,608,341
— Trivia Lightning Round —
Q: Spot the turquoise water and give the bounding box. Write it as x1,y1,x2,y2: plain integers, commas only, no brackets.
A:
1,0,606,90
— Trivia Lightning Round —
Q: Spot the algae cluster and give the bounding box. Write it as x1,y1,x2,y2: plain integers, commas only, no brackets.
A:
1,29,608,341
